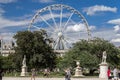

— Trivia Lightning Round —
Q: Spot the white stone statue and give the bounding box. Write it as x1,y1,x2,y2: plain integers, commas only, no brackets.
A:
99,51,108,79
22,55,26,67
102,51,107,63
21,55,28,76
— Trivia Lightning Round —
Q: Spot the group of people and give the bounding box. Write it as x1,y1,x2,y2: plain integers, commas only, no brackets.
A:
107,67,120,80
31,68,71,80
31,68,51,80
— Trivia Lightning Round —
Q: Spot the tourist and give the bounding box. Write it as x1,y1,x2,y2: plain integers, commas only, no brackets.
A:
107,67,111,80
65,68,71,80
43,68,50,77
118,68,120,79
113,67,118,80
31,68,36,80
0,69,3,80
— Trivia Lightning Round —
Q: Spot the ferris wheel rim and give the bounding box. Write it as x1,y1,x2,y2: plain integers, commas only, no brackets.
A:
29,4,91,38
28,4,92,50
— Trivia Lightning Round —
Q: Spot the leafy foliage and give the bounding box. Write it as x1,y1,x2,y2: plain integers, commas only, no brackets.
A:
58,38,120,70
0,55,3,69
13,30,56,70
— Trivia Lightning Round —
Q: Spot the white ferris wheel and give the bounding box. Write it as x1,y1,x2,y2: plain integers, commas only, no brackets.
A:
28,4,91,51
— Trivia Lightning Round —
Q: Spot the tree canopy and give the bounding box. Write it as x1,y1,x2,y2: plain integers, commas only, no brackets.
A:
58,38,120,70
13,30,56,70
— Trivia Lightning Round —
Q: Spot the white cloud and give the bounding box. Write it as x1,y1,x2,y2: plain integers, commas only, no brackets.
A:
116,34,120,36
0,17,29,29
66,24,96,32
108,19,120,37
111,38,120,43
113,25,120,32
92,29,115,40
89,25,96,30
0,7,29,32
33,13,71,25
0,8,5,16
39,13,70,21
66,24,85,32
0,16,29,40
108,18,120,25
0,8,5,13
0,0,16,4
0,32,15,40
37,0,54,3
0,7,29,40
92,28,120,46
83,5,117,16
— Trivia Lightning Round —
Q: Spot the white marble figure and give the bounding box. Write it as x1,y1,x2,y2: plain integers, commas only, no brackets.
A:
20,55,28,76
102,51,107,63
22,55,26,67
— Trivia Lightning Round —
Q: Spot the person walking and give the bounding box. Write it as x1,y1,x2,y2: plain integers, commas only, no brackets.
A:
65,68,71,80
113,67,118,80
43,68,50,77
0,69,3,80
118,68,120,79
107,67,111,80
31,68,36,80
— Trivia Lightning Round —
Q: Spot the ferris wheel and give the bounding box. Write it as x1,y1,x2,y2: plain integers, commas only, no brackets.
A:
28,4,91,50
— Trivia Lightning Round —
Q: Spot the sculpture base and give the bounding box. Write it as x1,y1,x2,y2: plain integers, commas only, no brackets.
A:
20,66,28,76
99,62,108,79
74,68,84,77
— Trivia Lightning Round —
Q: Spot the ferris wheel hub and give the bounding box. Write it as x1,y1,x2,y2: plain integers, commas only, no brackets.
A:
58,32,63,37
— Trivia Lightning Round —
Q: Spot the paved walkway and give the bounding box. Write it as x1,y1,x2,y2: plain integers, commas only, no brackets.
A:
3,77,106,80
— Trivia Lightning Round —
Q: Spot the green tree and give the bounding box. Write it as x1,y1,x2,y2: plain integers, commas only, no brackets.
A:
13,30,56,70
0,55,3,69
58,38,120,74
0,55,15,71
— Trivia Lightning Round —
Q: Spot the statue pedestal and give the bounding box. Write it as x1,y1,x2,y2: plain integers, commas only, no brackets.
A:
74,61,84,77
74,66,84,77
99,62,108,79
20,66,28,76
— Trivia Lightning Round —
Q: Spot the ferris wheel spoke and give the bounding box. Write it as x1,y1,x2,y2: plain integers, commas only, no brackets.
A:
71,18,83,24
60,5,63,30
32,25,55,34
70,19,77,24
63,38,74,48
45,30,55,34
39,16,54,30
54,37,60,50
49,33,56,38
61,39,65,49
64,36,77,43
49,7,58,29
63,12,74,32
32,25,41,30
62,39,68,49
64,31,80,36
60,38,65,49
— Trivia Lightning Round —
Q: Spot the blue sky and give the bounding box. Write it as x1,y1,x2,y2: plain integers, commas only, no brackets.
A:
0,0,120,46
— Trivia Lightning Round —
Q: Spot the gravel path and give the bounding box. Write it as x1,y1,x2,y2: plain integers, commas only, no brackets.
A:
3,77,106,80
